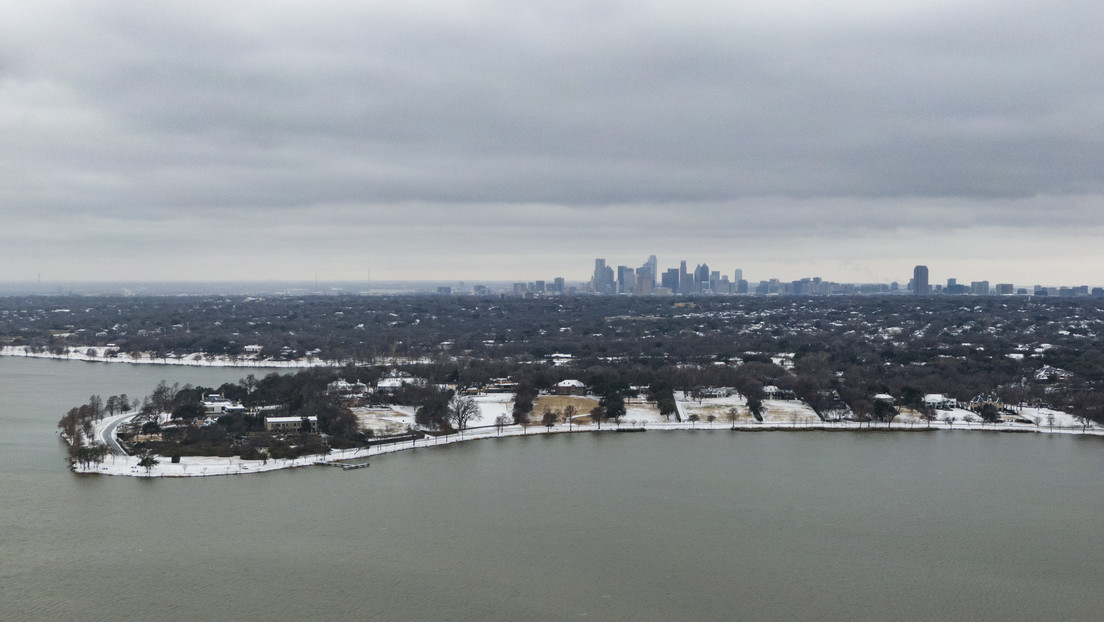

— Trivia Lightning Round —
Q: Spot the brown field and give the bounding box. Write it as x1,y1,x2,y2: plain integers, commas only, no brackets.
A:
533,395,600,418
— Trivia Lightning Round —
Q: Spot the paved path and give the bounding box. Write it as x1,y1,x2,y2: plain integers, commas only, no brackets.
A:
96,412,134,455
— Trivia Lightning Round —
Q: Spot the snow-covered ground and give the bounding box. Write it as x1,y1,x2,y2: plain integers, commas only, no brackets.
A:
352,406,414,436
468,393,514,427
76,413,1104,478
70,391,1104,478
1,345,322,368
676,392,821,425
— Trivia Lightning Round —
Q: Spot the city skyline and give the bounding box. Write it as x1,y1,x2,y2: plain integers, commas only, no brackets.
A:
3,253,1103,296
577,257,1102,297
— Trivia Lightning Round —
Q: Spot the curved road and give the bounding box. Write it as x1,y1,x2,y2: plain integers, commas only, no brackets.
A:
97,412,134,455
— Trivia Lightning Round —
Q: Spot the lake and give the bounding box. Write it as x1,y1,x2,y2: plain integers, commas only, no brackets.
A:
2,356,1103,620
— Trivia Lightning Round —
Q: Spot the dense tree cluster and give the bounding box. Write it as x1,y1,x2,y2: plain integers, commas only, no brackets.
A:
4,295,1104,378
36,293,1104,464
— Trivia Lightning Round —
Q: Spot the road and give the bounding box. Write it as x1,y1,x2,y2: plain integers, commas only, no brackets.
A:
97,412,134,455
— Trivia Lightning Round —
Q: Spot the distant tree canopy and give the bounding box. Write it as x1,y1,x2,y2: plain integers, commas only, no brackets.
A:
37,293,1104,461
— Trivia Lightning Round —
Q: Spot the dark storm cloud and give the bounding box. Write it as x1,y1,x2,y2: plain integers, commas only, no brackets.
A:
2,1,1103,282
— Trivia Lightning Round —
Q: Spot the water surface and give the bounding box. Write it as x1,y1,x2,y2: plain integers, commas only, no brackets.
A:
2,357,1102,621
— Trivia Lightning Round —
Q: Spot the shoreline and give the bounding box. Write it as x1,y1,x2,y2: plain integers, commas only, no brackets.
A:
74,417,1104,478
1,345,333,368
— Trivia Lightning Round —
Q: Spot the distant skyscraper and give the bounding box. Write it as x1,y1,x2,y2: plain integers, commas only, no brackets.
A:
694,263,710,285
913,265,929,295
592,258,614,294
617,266,635,294
679,261,694,294
662,268,680,291
733,268,743,283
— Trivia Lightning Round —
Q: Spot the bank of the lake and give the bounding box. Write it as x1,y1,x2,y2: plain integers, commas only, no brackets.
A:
4,357,1104,621
75,412,1104,478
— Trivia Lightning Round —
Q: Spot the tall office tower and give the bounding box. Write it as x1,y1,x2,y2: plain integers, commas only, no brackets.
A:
646,255,658,287
679,261,694,294
617,266,635,294
913,265,929,295
662,268,680,291
694,263,710,284
592,258,615,294
733,268,743,283
593,258,606,290
553,277,565,294
636,265,654,292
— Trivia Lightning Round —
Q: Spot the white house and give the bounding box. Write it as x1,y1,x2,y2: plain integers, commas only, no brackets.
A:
201,393,244,415
923,394,956,410
376,369,425,391
327,378,368,395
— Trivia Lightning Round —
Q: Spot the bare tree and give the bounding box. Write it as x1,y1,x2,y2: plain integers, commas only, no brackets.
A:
542,407,557,431
589,405,605,430
447,394,481,431
563,404,577,431
494,414,510,434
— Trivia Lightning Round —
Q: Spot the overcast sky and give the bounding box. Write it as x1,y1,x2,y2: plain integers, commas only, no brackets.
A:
2,1,1102,287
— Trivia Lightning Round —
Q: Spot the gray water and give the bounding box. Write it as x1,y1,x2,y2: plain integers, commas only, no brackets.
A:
2,357,1103,621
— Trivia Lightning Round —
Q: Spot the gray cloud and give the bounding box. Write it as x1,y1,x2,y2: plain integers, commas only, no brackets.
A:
1,1,1103,283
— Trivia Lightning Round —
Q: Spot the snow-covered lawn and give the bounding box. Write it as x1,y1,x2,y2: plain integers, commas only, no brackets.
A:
69,390,1104,479
353,406,414,435
468,393,514,427
675,393,821,425
72,412,1104,478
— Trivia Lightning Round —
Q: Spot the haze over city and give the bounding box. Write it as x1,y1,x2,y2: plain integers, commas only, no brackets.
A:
2,1,1103,285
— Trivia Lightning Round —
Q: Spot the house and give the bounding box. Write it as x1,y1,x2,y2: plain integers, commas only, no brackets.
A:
969,393,1004,411
1034,365,1072,382
265,415,318,434
770,354,795,369
485,378,519,393
201,393,245,415
376,369,425,391
923,394,957,410
873,393,895,404
243,344,264,355
692,386,732,399
763,385,796,400
553,379,587,396
327,378,368,396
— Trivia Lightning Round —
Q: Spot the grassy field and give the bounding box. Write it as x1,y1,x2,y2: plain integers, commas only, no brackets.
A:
533,395,600,415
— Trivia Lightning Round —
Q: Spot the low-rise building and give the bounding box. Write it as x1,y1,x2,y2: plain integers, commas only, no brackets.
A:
376,369,426,391
553,379,587,396
265,415,318,434
923,394,956,410
201,393,245,415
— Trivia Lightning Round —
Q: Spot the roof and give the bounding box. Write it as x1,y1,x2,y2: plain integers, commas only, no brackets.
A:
556,379,585,387
265,416,318,423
